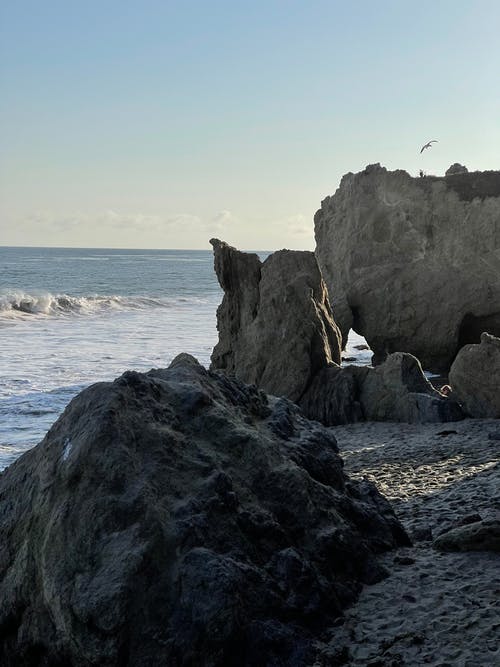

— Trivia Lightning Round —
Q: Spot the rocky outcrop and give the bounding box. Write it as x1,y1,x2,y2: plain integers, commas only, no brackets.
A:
210,238,341,403
434,519,500,553
314,163,500,370
0,354,409,666
211,240,463,425
445,163,468,176
299,364,366,425
301,352,463,425
449,332,500,417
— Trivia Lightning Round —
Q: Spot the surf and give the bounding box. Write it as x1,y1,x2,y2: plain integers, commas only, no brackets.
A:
0,291,183,319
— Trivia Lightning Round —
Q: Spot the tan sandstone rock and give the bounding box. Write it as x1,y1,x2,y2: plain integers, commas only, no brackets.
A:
301,353,463,425
211,241,463,424
210,238,341,402
449,332,500,417
314,164,500,371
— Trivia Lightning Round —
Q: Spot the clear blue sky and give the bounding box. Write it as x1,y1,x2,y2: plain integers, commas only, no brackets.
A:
1,0,499,249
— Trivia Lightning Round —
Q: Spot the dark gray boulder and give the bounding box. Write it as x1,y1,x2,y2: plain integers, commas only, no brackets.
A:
0,354,409,666
299,364,367,425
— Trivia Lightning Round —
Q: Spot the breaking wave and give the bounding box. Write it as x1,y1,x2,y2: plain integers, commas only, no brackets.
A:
0,291,178,319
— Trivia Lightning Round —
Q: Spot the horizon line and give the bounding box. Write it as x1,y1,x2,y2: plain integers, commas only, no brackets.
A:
0,243,276,253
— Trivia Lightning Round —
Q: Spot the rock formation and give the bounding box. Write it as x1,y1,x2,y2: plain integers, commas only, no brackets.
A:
449,332,500,417
314,163,500,371
445,163,468,176
434,519,500,553
210,238,342,402
301,352,463,425
0,354,409,666
211,240,463,425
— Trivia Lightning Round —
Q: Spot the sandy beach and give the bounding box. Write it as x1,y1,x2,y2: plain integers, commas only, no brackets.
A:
318,419,500,667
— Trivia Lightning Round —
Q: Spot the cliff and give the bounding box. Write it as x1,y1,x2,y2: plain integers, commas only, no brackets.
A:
314,164,500,371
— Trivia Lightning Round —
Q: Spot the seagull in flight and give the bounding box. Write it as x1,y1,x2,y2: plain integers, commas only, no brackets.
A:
420,140,438,153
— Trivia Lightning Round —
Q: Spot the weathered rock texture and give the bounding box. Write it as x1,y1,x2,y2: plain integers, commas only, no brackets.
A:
449,332,500,417
434,519,500,553
0,354,409,666
314,163,500,371
445,163,468,176
210,238,341,402
211,240,463,425
301,352,463,425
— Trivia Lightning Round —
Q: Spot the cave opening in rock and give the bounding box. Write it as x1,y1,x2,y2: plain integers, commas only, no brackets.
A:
342,329,372,367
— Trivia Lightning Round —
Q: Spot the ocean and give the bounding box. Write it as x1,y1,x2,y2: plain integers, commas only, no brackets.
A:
0,246,224,470
0,246,370,472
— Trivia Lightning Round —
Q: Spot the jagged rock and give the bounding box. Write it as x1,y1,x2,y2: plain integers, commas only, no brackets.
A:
210,241,462,425
445,163,468,176
314,163,500,370
434,519,500,552
0,354,409,666
301,353,463,425
210,238,341,402
449,332,500,417
357,352,463,423
300,364,367,425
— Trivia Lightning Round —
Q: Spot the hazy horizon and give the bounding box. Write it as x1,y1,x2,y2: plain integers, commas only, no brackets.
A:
0,243,269,251
1,1,499,251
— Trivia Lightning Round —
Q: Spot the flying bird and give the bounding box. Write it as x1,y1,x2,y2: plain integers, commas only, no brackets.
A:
420,140,438,153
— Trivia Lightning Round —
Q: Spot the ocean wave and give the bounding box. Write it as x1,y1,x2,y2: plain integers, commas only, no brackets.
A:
0,291,178,318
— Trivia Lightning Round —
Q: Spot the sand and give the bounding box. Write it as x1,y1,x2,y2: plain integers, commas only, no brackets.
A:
317,418,500,667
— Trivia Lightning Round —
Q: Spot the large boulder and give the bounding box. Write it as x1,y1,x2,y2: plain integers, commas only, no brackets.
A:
314,163,500,371
300,353,463,425
449,332,500,417
210,238,341,402
357,352,463,423
0,354,409,666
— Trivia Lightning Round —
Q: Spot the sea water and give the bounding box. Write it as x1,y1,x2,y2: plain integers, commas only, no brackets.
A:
0,246,370,471
0,247,223,470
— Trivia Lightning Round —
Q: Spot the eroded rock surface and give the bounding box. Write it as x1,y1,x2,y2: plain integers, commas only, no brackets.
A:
0,354,409,666
314,163,500,370
434,519,500,553
445,162,468,176
211,240,462,425
301,352,463,425
210,238,341,402
449,332,500,417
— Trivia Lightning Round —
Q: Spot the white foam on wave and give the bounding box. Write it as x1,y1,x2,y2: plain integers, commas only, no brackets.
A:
0,290,205,319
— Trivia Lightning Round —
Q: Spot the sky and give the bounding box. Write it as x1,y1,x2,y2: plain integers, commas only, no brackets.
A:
1,1,499,250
